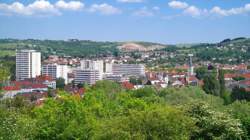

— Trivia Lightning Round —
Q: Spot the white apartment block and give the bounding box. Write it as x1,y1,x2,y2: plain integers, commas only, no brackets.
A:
16,50,41,81
112,64,145,77
81,60,104,79
74,69,100,85
42,64,69,84
105,63,113,73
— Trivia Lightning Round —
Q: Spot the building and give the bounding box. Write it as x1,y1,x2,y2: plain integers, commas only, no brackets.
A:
103,74,128,83
74,69,100,85
2,75,55,99
80,60,104,79
104,62,113,73
16,50,41,81
42,64,69,84
112,64,145,77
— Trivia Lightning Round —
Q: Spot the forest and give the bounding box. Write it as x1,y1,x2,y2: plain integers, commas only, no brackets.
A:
0,80,249,140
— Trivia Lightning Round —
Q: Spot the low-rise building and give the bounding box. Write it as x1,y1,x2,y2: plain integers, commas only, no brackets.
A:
74,69,100,85
112,64,145,77
42,64,69,84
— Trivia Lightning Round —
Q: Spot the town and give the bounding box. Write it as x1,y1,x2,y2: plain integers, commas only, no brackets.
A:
0,0,250,139
1,48,250,105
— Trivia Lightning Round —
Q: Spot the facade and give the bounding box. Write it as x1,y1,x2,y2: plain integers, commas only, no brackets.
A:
42,64,69,84
112,64,145,77
104,62,113,73
16,50,41,81
103,74,128,83
81,60,104,79
74,69,100,85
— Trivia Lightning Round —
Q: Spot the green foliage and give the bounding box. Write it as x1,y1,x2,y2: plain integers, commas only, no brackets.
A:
186,102,244,139
227,101,250,139
203,75,220,96
231,86,250,101
132,86,156,98
195,67,208,80
233,76,246,81
56,78,65,89
0,81,248,139
97,106,195,140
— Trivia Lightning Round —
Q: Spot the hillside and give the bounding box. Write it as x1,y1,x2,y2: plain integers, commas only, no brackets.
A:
0,38,249,64
0,39,168,58
117,42,166,52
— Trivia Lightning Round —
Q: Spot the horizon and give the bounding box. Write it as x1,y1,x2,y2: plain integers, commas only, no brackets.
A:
0,0,250,44
1,36,249,45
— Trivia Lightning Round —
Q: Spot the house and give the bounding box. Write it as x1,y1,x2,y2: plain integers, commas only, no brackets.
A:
186,76,199,86
224,73,237,81
2,75,55,99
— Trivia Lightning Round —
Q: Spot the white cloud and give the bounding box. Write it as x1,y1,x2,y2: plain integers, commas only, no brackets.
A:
168,1,250,18
27,0,60,15
55,0,84,11
210,3,250,16
133,7,154,17
89,3,121,15
117,0,143,3
245,4,250,11
184,6,201,17
0,0,60,16
168,1,188,9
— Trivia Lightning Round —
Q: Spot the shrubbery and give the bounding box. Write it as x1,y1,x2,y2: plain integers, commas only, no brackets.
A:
0,81,249,139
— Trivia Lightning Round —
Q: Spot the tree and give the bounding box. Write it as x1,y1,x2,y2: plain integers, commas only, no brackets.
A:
231,86,250,101
218,69,225,95
218,69,231,104
97,106,195,140
233,76,245,81
203,75,220,96
129,77,138,85
77,83,84,89
56,78,65,89
186,102,244,139
195,67,208,80
228,101,250,139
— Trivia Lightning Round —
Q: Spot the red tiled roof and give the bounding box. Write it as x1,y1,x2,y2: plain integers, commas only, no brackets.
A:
3,86,20,91
36,75,53,82
31,84,47,88
242,73,250,79
121,82,134,90
188,76,198,81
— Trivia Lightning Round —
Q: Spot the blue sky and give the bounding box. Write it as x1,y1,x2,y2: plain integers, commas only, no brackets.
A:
0,0,250,44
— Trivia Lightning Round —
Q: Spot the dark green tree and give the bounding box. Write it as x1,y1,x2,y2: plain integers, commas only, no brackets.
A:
203,75,220,96
218,69,226,95
195,67,208,80
56,78,65,89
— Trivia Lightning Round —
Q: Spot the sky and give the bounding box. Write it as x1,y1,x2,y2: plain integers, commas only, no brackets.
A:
0,0,250,44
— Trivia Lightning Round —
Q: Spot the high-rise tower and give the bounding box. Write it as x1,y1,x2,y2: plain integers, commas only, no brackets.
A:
16,50,41,81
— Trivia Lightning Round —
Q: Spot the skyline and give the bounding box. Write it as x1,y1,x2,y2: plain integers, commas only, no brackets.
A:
0,0,250,44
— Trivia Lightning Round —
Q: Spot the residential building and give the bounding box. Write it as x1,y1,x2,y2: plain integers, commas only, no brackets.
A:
81,60,104,79
16,50,41,81
103,74,128,83
42,64,69,84
112,64,145,77
74,69,100,85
